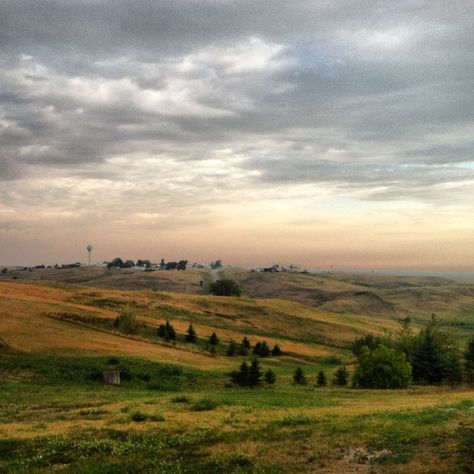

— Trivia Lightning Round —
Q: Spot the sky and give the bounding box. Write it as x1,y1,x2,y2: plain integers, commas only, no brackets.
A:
0,1,473,269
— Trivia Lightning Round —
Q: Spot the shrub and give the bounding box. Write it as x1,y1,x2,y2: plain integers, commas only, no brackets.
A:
191,397,218,411
108,357,120,365
209,279,242,297
114,310,140,335
352,345,412,389
352,333,383,357
130,411,147,422
171,395,191,403
465,337,474,383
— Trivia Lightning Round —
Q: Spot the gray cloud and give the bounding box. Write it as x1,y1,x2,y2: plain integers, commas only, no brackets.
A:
0,0,473,212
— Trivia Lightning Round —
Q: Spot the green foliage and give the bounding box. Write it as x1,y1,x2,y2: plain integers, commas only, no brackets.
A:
352,345,412,389
226,340,238,356
185,323,197,343
332,366,349,386
253,341,270,357
351,333,383,357
271,344,282,356
238,337,251,356
230,358,262,387
114,310,140,335
264,369,276,385
465,337,474,383
209,332,219,346
209,278,242,297
191,397,218,411
158,320,176,341
130,411,147,422
411,315,461,384
293,367,307,385
316,371,327,386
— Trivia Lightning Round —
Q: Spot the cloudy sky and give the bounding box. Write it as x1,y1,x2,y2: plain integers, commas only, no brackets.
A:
1,1,473,269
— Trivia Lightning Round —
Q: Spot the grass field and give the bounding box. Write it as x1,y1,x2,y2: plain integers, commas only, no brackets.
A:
0,275,473,473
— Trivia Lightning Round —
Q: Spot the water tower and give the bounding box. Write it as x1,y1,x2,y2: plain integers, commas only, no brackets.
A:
86,245,93,266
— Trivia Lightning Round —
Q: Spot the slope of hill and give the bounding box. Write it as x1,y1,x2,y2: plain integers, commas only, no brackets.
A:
0,280,473,473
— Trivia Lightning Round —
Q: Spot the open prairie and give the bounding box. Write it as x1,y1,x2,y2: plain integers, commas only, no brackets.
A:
0,273,473,473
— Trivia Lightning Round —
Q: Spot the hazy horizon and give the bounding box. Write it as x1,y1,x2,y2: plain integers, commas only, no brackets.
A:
1,2,473,270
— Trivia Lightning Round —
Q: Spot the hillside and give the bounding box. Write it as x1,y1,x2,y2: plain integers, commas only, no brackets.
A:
0,280,473,473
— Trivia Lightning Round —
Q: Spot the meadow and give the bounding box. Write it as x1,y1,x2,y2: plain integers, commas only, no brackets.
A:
0,273,473,473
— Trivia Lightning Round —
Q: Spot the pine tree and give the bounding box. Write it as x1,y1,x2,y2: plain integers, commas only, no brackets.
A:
248,358,263,387
230,361,249,386
165,321,176,340
316,371,327,386
333,366,349,386
242,337,251,349
264,369,276,385
185,323,197,343
209,332,219,346
238,337,251,356
226,340,237,356
293,367,307,385
271,344,282,356
466,338,474,383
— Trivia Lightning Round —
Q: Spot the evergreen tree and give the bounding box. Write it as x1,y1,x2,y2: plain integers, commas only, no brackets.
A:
316,371,327,386
185,323,197,343
332,366,349,386
352,333,383,357
242,337,251,349
158,321,176,341
226,340,238,356
293,367,307,385
248,358,263,387
264,369,276,385
465,338,474,383
238,337,251,356
230,361,249,386
271,344,282,356
209,332,219,346
253,341,270,357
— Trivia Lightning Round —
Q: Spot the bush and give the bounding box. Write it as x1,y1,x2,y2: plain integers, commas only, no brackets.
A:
191,397,218,411
352,333,383,357
114,310,140,335
108,357,120,365
209,279,242,297
352,345,412,389
130,411,147,422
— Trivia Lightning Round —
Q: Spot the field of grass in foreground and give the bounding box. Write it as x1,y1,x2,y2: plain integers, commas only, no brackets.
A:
1,354,473,473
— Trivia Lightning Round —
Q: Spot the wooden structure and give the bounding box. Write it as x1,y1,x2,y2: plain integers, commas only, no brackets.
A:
102,370,120,385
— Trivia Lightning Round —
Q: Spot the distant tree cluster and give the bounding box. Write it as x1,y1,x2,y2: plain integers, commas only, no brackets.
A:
209,278,241,297
225,338,282,358
351,316,473,388
229,358,275,387
107,258,135,269
292,366,348,387
157,321,176,341
210,260,223,269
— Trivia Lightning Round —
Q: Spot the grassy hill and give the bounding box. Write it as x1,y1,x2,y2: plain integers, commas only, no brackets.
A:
0,279,473,473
